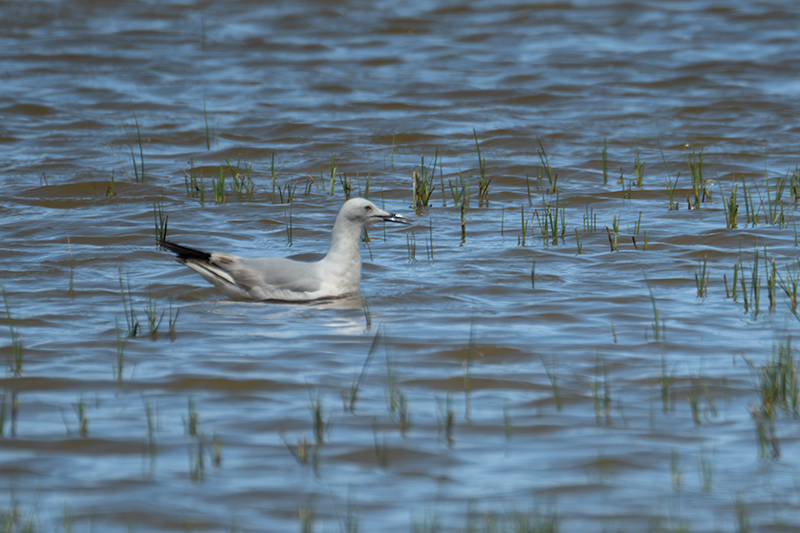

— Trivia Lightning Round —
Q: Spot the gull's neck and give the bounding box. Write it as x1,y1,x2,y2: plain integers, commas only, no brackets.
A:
320,216,363,286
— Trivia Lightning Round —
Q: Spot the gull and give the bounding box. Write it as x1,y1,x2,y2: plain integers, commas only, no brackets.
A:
158,198,409,301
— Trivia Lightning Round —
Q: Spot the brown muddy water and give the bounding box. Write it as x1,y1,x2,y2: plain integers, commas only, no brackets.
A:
2,0,800,531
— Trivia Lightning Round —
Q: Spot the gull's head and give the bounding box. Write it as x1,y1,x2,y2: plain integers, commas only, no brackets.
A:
340,198,410,227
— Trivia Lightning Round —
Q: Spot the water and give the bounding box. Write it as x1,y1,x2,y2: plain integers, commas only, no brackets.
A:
2,0,800,530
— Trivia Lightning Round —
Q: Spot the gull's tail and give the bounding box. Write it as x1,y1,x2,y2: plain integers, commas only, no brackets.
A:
157,240,211,263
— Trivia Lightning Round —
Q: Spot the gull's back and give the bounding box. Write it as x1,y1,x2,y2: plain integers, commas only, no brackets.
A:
184,252,329,301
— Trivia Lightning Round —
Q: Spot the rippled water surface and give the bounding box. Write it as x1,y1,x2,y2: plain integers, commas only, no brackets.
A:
3,0,800,531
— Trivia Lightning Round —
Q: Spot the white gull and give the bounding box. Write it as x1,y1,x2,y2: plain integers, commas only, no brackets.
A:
158,198,409,301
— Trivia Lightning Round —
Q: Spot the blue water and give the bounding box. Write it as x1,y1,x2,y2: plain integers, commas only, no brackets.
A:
2,0,800,531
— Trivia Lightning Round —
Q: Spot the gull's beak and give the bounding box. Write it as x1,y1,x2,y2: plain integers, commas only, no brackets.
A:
381,212,410,224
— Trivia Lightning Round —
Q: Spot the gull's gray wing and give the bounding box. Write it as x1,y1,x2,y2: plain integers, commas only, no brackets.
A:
158,240,323,299
229,256,323,294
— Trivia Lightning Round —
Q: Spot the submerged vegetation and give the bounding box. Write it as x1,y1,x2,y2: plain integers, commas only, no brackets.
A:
6,128,800,531
5,0,800,527
143,132,800,263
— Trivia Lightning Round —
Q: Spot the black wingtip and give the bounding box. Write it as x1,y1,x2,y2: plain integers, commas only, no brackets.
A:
157,240,211,262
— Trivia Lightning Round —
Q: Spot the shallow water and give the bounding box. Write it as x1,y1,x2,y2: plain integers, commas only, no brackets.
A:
3,0,800,531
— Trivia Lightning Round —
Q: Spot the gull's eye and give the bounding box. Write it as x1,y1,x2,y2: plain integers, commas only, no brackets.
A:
364,205,371,212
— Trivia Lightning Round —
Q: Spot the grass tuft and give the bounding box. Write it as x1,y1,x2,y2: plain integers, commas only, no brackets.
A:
132,111,145,183
339,171,352,200
115,317,126,381
448,167,470,208
1,286,23,378
436,394,455,447
203,94,210,150
223,155,256,199
373,425,389,469
406,231,417,262
534,192,565,246
647,282,664,342
660,143,680,210
386,352,410,436
168,295,179,342
695,256,709,297
747,334,797,459
686,147,709,208
118,267,140,337
182,157,204,204
348,326,382,412
776,259,800,315
763,159,789,227
308,390,326,445
473,129,490,206
536,137,557,194
756,336,799,420
284,206,293,246
697,446,715,493
106,169,116,197
719,180,739,229
412,152,437,211
212,166,227,204
540,356,563,411
142,285,164,336
72,395,89,438
583,202,597,231
108,144,133,182
425,218,434,262
660,355,672,412
327,153,337,197
153,198,168,244
634,140,646,187
591,354,611,425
